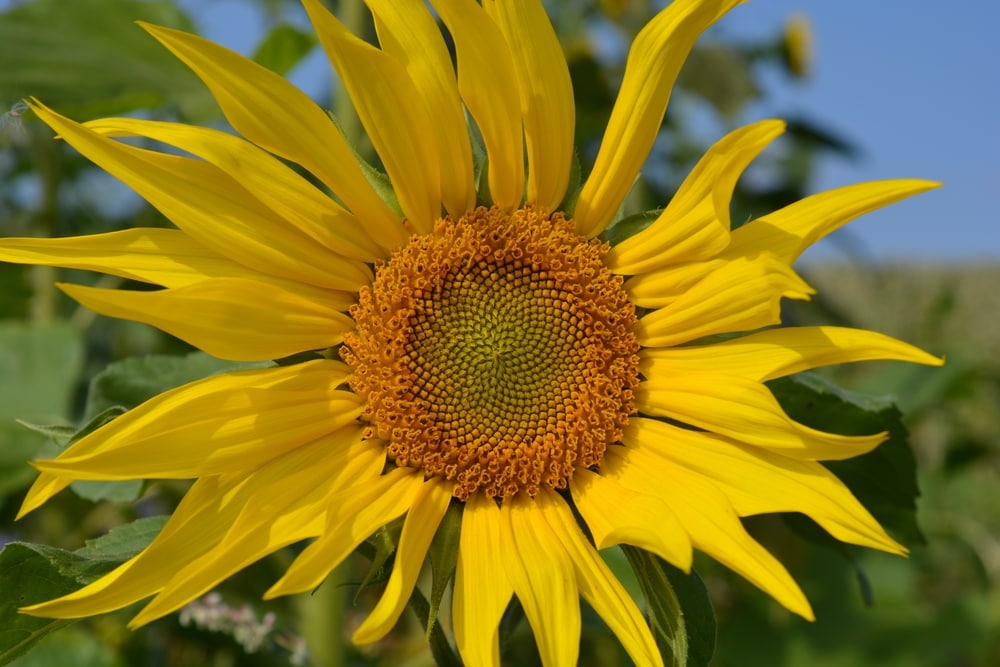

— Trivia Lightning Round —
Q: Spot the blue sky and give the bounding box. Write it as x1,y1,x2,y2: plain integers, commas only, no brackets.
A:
188,0,999,264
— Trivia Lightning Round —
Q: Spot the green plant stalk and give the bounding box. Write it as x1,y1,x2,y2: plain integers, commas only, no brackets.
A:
332,0,364,150
295,565,345,667
26,121,60,326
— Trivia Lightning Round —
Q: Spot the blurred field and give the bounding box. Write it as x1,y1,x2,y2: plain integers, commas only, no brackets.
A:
802,262,1000,363
740,260,1000,667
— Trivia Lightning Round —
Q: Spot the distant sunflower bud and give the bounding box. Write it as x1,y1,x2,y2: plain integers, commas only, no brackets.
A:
784,12,813,78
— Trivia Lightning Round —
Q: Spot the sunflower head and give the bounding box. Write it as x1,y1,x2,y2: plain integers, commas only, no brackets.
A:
344,205,639,500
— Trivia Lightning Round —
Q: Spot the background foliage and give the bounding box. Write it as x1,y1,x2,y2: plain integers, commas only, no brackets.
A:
0,0,995,665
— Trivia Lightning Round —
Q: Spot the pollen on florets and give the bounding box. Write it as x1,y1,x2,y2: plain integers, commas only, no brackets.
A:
341,205,639,500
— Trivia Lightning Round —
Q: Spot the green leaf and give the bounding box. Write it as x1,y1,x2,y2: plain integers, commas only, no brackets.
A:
75,354,267,504
768,372,924,546
252,24,317,76
17,406,140,504
678,45,759,120
70,479,144,505
5,626,121,667
0,516,164,665
0,322,83,423
60,407,141,503
0,322,82,505
0,0,216,121
74,515,167,571
0,544,76,666
354,520,401,602
622,546,716,667
83,352,272,419
426,501,461,638
784,117,860,160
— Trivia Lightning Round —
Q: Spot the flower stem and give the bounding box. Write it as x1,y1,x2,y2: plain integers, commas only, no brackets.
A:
295,566,345,667
26,120,61,325
331,0,364,149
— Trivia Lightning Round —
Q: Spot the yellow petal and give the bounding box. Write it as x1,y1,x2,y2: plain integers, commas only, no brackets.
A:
574,0,742,237
432,0,524,209
454,493,512,667
571,468,691,571
366,0,475,218
636,373,886,460
20,361,351,518
58,279,354,362
0,229,245,288
353,478,453,644
728,179,941,262
501,494,580,667
607,120,785,275
23,428,380,621
138,22,407,250
539,487,664,667
484,0,575,210
85,118,385,262
625,418,905,554
265,468,423,597
0,229,357,311
640,325,944,382
31,361,361,480
303,0,441,232
17,473,73,519
128,431,385,627
31,101,373,291
22,475,231,617
604,444,815,620
633,254,814,345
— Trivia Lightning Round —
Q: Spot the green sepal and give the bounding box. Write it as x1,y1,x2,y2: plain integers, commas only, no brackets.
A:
64,406,127,448
406,585,462,667
425,500,462,639
464,110,493,208
354,517,403,603
622,545,716,667
768,372,924,546
475,155,494,208
599,208,663,247
0,516,166,666
326,111,403,217
12,420,76,444
557,149,583,217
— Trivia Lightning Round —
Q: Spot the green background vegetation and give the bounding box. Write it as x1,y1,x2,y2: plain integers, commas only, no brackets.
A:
0,0,994,665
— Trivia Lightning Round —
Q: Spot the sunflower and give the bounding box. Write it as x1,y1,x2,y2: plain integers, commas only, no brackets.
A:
1,0,941,664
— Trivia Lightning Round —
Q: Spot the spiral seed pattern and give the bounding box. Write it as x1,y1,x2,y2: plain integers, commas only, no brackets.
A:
342,206,639,499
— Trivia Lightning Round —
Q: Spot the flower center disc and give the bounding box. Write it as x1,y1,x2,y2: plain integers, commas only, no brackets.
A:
343,206,639,500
